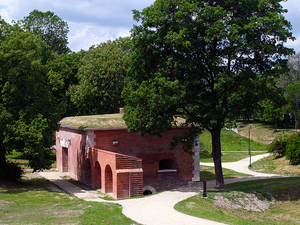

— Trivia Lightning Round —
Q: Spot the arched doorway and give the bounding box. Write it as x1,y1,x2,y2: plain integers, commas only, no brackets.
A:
85,159,92,185
94,161,101,189
105,165,113,193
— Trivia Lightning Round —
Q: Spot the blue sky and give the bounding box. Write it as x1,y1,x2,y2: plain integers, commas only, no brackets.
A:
0,0,299,53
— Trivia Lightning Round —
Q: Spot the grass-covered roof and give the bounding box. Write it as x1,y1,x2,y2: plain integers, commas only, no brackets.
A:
60,113,126,129
59,113,186,129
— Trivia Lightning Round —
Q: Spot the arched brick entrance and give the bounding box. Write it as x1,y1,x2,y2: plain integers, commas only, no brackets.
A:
85,158,92,185
105,165,113,193
94,161,101,189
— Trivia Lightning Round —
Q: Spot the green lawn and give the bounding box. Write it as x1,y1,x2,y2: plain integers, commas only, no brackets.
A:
238,121,296,144
0,178,139,225
199,129,267,163
6,150,56,170
3,123,298,224
175,177,300,225
200,129,267,153
251,154,300,175
200,166,252,181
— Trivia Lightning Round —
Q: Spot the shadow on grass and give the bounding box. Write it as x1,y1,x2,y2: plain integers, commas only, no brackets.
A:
0,178,58,194
200,170,215,181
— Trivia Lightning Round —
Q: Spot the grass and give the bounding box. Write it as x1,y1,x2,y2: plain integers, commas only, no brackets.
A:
0,178,139,225
3,120,298,224
199,129,267,163
238,121,296,144
200,129,267,153
59,113,186,128
200,151,266,163
60,113,127,128
251,154,300,175
175,177,300,225
6,150,56,170
178,123,300,224
200,166,252,181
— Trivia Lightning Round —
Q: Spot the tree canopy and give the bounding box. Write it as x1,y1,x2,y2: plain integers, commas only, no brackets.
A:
123,0,294,187
285,81,300,129
18,10,70,54
0,23,62,177
278,53,300,91
69,37,131,115
46,51,86,117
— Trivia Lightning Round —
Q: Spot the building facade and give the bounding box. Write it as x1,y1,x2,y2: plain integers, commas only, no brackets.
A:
56,116,200,199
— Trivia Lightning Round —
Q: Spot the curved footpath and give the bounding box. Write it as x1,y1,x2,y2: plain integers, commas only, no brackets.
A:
38,153,291,225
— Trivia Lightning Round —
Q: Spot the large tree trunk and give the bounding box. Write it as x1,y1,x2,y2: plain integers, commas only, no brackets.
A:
0,148,6,170
209,126,225,188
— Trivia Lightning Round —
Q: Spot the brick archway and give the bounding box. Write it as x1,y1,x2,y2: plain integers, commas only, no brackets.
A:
94,161,101,189
85,158,92,184
105,164,113,193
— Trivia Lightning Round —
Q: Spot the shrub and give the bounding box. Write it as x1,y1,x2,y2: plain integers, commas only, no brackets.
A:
285,132,300,165
268,134,288,157
0,160,23,181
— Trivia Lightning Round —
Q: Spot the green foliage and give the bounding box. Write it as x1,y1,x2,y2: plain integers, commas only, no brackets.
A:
0,160,23,181
69,37,131,115
255,90,286,124
285,132,300,165
124,0,294,187
17,10,70,54
285,81,300,128
268,131,300,165
0,23,62,176
277,53,300,91
268,133,288,157
47,51,86,116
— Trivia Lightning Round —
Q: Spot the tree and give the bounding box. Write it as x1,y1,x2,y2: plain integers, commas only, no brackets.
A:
18,10,70,54
285,81,300,130
0,26,62,178
123,0,294,187
69,37,131,115
278,53,300,91
47,50,86,117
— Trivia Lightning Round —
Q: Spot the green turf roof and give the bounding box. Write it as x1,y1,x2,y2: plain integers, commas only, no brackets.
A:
59,113,187,129
59,113,126,129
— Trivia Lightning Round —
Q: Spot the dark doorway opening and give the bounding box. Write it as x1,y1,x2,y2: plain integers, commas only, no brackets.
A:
62,147,68,172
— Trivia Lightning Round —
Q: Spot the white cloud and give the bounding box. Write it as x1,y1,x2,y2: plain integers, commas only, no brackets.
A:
68,22,131,52
1,0,300,53
285,34,300,53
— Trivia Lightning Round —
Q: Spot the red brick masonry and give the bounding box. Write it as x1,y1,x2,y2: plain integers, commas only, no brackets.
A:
56,126,198,199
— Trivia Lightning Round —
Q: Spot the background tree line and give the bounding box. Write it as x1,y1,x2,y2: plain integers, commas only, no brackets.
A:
255,53,300,130
0,10,130,180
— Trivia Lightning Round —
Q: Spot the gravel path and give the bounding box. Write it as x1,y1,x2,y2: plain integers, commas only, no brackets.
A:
201,153,278,177
38,153,284,225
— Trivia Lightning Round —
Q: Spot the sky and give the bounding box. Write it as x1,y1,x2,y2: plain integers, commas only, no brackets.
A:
0,0,300,53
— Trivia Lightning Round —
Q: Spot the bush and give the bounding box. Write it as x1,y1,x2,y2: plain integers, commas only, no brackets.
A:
286,132,300,165
268,134,288,157
0,160,23,181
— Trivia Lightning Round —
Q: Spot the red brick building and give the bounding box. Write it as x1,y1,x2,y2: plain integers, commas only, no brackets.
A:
56,113,200,199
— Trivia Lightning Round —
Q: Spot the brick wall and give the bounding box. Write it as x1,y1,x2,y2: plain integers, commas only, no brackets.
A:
87,148,143,199
94,128,194,193
56,127,86,181
56,125,195,198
